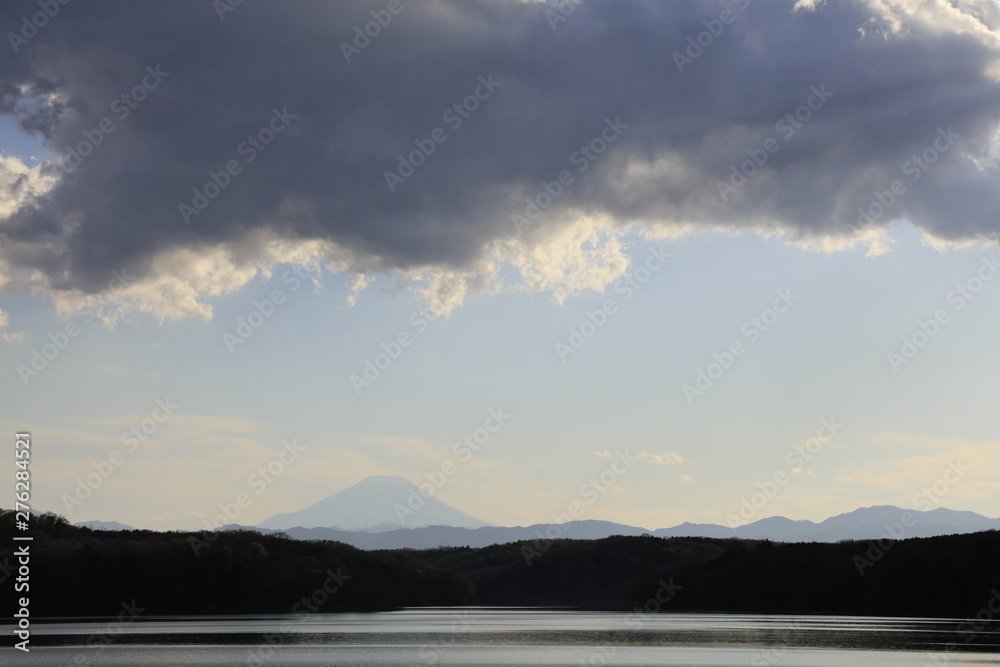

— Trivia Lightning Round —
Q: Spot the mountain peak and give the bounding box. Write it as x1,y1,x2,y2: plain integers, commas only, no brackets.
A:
257,475,494,531
351,474,417,488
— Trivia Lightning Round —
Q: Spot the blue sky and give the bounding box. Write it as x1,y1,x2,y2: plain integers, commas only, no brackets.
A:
1,0,999,531
4,225,999,530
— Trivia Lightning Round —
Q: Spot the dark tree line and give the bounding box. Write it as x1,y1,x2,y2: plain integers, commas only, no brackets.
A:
0,510,472,617
3,510,998,619
392,531,1000,618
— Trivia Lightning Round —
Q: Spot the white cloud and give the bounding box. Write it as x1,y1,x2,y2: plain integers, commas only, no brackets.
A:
835,433,1000,505
0,154,57,220
0,307,23,343
596,449,694,466
635,451,693,466
506,216,631,305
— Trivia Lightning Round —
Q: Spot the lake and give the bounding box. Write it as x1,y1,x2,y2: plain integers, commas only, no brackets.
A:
4,608,1000,666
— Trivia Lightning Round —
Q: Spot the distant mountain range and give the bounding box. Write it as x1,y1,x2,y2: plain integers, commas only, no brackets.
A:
26,509,135,532
230,505,1000,550
222,475,1000,550
231,519,647,549
655,505,1000,542
76,519,134,531
63,475,1000,547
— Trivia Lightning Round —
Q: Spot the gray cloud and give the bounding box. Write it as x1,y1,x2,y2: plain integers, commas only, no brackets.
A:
1,0,998,316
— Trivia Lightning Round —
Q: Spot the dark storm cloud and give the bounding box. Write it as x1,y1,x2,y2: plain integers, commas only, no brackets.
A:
1,0,998,299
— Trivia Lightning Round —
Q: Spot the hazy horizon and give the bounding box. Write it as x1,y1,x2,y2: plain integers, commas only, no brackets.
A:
2,0,999,536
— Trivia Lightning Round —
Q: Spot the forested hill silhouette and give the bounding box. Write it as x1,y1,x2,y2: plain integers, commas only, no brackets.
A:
405,531,1000,618
3,510,998,620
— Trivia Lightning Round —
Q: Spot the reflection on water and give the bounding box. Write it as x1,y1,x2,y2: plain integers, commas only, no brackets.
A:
3,609,999,666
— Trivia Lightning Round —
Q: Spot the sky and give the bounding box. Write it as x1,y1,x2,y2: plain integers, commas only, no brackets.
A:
1,0,999,532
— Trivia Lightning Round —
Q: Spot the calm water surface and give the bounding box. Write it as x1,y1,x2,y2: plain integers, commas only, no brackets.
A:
4,608,1000,666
